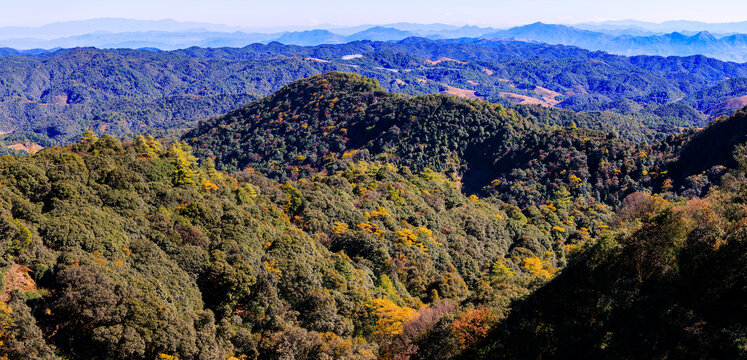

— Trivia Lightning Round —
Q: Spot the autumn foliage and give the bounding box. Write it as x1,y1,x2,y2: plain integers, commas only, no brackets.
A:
451,307,500,350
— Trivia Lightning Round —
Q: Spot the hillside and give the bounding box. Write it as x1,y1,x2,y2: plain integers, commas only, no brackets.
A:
474,157,747,360
0,93,256,144
186,72,673,207
0,132,611,359
0,48,342,143
3,40,747,147
682,77,747,114
464,109,747,359
668,107,747,187
0,72,746,359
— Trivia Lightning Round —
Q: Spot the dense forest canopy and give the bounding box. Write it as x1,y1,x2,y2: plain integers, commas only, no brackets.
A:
0,70,745,359
0,132,612,359
185,72,710,206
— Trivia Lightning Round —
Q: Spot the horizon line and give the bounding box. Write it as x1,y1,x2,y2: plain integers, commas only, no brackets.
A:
5,17,747,30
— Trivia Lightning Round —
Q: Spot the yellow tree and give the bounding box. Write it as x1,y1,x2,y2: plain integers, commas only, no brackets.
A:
80,130,98,144
0,302,12,354
522,256,555,280
134,134,163,158
168,142,198,185
367,298,417,338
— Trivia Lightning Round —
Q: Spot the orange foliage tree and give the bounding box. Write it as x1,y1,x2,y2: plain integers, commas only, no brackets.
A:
451,307,499,349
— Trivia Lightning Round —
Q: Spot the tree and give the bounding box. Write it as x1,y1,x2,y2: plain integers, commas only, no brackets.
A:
0,301,12,354
489,258,515,284
282,182,306,217
451,307,499,350
135,134,163,158
168,142,198,185
521,257,554,280
80,130,98,144
367,298,417,338
552,186,572,211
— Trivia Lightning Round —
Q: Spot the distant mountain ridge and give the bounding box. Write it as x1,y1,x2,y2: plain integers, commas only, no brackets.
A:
0,18,245,39
577,19,747,35
484,22,747,62
3,18,747,62
0,24,496,50
4,37,747,146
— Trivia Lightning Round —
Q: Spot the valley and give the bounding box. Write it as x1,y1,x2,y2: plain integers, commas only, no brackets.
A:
0,10,745,360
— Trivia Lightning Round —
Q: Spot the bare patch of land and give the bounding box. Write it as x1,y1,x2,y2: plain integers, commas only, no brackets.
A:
707,95,747,115
8,142,43,153
441,85,480,100
499,92,551,106
0,264,36,302
533,86,562,106
425,57,467,65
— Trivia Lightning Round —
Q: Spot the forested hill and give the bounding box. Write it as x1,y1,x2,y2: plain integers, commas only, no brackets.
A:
0,74,746,359
186,72,715,208
184,71,530,184
4,39,747,148
0,131,617,359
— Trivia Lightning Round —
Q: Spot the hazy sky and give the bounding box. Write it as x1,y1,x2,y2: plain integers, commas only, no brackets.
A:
3,0,747,27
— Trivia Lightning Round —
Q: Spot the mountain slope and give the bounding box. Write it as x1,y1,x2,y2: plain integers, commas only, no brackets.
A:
1,64,746,360
186,72,677,208
474,164,747,360
668,106,747,186
682,77,747,114
0,129,613,359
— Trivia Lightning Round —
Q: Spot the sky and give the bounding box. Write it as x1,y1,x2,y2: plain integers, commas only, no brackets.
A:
2,0,747,28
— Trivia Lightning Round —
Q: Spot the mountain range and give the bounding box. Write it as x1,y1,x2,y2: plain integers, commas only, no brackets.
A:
577,19,747,35
1,10,747,360
4,37,747,150
0,25,495,50
485,22,747,62
4,18,747,62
